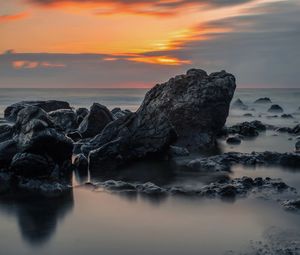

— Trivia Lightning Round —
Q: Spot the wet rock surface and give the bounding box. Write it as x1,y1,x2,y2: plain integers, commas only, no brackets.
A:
4,100,71,122
268,104,284,113
138,69,236,150
227,120,266,137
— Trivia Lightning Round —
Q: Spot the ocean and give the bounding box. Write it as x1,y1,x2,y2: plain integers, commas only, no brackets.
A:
0,88,300,255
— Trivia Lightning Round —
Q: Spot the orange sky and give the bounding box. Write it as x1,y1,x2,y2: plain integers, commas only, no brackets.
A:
0,0,280,65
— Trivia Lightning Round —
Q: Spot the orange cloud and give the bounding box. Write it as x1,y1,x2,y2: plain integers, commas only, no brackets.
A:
12,60,66,69
0,12,29,23
126,55,191,65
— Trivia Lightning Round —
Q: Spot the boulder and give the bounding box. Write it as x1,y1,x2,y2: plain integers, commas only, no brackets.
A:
268,104,284,113
281,114,293,119
73,154,88,173
76,108,89,124
137,69,236,150
14,106,73,164
4,100,71,122
254,97,272,104
86,111,177,172
49,109,78,132
78,103,113,138
232,98,248,110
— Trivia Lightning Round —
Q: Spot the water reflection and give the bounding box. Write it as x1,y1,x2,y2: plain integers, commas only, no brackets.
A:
0,191,74,246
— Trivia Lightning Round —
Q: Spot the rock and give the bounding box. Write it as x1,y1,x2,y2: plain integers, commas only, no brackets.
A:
228,120,266,137
4,100,71,122
0,139,19,167
73,154,88,173
76,108,89,124
268,104,284,113
168,146,190,157
281,114,293,119
292,124,300,135
254,97,272,104
137,69,236,150
183,151,300,172
86,177,291,199
10,153,55,178
281,199,300,211
111,108,132,120
86,111,177,172
67,131,82,142
226,136,242,145
14,106,73,165
0,124,13,142
49,109,78,132
78,103,113,138
243,113,253,117
232,98,248,110
295,141,300,153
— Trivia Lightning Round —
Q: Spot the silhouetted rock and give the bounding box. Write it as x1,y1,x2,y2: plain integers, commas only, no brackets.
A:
268,104,284,113
138,69,236,150
78,103,113,138
49,109,78,132
232,98,248,110
0,139,18,167
4,100,71,122
254,97,272,104
0,124,13,142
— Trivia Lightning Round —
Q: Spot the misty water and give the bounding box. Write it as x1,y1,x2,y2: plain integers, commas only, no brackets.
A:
0,88,300,255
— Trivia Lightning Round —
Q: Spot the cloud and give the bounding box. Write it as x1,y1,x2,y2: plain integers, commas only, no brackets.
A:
0,12,29,23
26,0,254,17
12,60,66,69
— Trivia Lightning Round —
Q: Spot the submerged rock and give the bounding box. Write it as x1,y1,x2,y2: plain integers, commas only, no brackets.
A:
268,104,284,113
281,199,300,211
281,114,293,119
183,151,300,172
4,100,71,122
138,69,236,150
254,97,272,104
85,176,291,199
232,98,248,110
78,103,113,138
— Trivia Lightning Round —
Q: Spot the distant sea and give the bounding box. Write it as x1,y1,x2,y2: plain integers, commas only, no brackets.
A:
1,88,300,124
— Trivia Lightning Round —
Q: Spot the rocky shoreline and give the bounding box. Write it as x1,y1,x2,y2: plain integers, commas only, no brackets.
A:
0,69,300,208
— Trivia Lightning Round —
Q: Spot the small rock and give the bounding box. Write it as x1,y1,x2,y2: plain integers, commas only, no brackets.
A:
268,104,284,113
295,141,300,153
226,136,242,145
254,97,272,104
232,98,248,110
243,113,253,117
73,154,88,172
281,114,293,119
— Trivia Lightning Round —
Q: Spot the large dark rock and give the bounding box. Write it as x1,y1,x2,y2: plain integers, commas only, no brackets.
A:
137,69,236,150
85,111,177,173
296,141,300,153
4,100,71,122
78,103,113,138
49,109,78,132
76,107,89,125
14,106,73,165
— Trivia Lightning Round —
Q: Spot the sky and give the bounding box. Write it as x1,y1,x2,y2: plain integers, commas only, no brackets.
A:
0,0,299,88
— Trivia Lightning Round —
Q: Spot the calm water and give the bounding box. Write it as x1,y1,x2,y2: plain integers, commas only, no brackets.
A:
0,88,300,255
